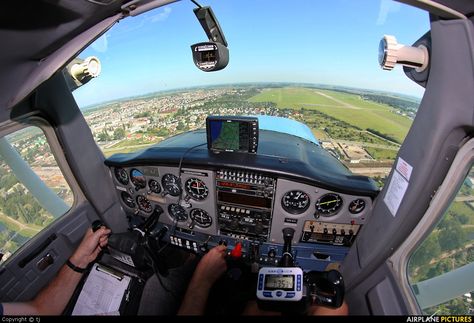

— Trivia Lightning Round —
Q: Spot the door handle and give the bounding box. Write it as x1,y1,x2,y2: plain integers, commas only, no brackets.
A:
36,253,54,271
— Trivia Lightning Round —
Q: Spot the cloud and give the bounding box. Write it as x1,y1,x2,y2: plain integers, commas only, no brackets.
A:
91,33,108,53
376,0,401,25
150,7,172,23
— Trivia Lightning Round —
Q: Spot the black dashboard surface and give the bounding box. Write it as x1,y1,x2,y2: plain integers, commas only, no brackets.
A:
105,129,379,197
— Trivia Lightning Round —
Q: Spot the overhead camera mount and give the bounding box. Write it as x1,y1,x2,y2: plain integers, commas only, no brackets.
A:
190,0,229,72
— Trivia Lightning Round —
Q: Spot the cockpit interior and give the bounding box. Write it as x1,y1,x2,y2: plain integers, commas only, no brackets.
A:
1,0,474,316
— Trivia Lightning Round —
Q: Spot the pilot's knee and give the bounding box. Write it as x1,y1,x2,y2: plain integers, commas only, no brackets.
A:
307,301,349,316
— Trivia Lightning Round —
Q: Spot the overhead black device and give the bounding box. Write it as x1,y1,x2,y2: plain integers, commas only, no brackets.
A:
206,116,258,153
191,42,228,72
191,2,229,72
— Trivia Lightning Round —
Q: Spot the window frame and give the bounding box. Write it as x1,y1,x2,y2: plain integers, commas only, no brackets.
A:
389,137,474,313
0,115,86,265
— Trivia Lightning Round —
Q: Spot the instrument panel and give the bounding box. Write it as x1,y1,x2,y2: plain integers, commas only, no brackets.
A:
110,165,372,270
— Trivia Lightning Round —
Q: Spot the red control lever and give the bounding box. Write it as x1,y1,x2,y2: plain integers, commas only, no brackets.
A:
230,242,242,259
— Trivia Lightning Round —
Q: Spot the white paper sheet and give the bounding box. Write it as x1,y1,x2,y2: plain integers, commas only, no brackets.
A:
383,170,409,217
72,263,131,315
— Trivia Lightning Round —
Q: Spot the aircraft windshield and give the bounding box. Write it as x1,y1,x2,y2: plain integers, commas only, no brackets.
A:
73,0,428,187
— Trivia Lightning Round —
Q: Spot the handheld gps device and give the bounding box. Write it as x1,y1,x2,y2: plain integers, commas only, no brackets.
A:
257,267,303,301
206,116,258,153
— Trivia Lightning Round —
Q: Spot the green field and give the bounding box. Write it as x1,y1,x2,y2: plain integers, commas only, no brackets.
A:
365,147,398,160
249,88,412,143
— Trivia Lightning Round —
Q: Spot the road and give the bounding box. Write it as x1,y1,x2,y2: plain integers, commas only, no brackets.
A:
315,91,361,110
333,139,400,150
455,196,474,202
0,213,41,233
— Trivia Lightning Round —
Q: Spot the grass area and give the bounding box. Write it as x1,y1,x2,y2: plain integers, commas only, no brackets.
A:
109,137,154,149
448,202,474,224
103,144,155,157
249,87,412,143
0,214,41,238
311,129,329,141
463,226,474,237
19,228,40,238
365,147,398,160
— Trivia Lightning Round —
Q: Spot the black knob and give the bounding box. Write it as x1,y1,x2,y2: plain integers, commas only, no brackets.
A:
332,228,338,235
218,239,228,246
340,229,345,235
323,228,328,234
303,232,311,241
92,220,104,232
268,249,277,258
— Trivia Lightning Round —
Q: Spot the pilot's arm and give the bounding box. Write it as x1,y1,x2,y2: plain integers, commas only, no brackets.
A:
2,226,110,315
178,245,227,315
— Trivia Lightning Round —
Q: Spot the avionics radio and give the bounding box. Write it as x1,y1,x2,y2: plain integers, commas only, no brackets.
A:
216,169,275,241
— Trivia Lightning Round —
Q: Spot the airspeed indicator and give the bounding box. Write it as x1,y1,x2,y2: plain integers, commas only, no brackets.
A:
282,190,310,214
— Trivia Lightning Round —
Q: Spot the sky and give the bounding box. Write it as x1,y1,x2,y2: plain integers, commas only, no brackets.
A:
73,0,430,108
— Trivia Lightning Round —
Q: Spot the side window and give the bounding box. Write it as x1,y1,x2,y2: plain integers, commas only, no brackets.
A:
408,166,474,315
0,126,74,264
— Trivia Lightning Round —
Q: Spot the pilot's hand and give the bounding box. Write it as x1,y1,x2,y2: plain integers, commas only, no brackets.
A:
69,225,111,269
194,245,227,287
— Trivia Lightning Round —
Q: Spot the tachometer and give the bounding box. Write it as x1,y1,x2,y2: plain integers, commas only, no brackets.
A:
114,168,129,185
161,174,182,196
349,199,366,214
130,169,146,189
281,190,310,214
190,208,212,228
168,203,188,222
315,193,342,216
148,179,161,194
121,192,135,208
185,178,209,200
137,195,152,213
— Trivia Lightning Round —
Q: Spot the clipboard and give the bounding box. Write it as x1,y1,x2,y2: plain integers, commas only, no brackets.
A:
72,263,132,315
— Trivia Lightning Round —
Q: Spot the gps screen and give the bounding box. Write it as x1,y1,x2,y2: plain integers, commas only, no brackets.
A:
207,117,258,153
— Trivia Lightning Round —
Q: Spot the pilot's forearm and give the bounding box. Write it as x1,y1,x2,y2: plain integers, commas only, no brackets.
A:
3,263,83,315
177,276,213,315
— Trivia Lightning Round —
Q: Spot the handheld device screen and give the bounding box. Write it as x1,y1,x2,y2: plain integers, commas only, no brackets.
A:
264,275,294,291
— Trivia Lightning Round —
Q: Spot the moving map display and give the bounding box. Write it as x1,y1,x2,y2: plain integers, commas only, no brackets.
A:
206,116,258,153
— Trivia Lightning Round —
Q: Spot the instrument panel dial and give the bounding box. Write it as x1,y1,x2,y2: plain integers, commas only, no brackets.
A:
190,208,212,228
121,192,135,208
315,193,343,216
148,179,162,194
281,190,310,214
185,178,209,200
349,199,366,214
114,168,129,185
130,169,146,189
168,203,188,222
137,195,152,213
161,174,182,196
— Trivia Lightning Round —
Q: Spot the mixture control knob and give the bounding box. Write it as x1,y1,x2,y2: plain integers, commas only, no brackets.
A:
218,239,228,246
268,248,277,258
